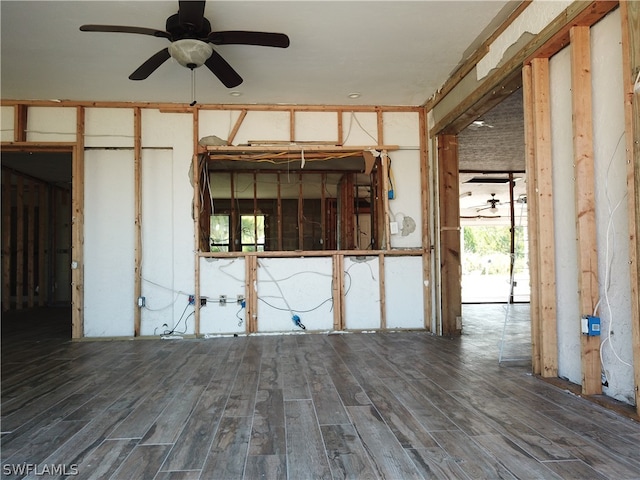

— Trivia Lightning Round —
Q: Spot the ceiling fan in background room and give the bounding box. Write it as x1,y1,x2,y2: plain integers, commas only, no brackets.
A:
80,0,290,88
475,193,502,214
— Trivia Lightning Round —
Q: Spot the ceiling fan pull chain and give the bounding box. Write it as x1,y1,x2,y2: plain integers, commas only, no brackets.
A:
190,68,197,106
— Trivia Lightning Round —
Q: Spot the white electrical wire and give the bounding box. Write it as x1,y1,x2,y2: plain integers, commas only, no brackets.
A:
343,112,378,145
595,131,633,382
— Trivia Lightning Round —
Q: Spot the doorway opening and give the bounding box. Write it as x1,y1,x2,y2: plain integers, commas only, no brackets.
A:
1,151,73,338
455,88,531,363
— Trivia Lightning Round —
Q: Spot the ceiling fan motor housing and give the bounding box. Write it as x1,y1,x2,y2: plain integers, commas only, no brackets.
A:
166,13,212,40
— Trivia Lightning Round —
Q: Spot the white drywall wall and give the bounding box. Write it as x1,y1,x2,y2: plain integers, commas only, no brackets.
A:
295,111,339,143
234,110,290,145
139,148,181,336
257,257,334,332
84,149,135,337
141,109,196,335
199,257,246,335
385,256,425,329
383,112,423,249
26,107,76,142
550,45,582,385
344,256,381,329
591,9,635,404
388,149,423,249
84,108,134,148
198,109,242,144
1,106,14,142
342,111,378,145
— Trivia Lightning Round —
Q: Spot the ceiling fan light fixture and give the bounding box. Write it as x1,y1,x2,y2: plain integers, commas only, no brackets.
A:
168,39,213,68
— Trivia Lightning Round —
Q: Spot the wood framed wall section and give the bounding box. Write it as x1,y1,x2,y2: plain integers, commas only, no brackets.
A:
195,105,428,334
133,107,142,337
620,0,640,414
2,168,12,310
522,64,542,374
530,57,559,378
570,26,601,395
427,1,629,384
437,134,461,336
2,101,429,336
72,108,84,339
0,142,79,325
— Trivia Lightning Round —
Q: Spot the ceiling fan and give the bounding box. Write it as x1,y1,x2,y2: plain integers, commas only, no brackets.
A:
79,0,290,88
476,193,501,213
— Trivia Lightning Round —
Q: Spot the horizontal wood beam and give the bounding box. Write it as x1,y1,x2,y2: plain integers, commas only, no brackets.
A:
206,144,399,153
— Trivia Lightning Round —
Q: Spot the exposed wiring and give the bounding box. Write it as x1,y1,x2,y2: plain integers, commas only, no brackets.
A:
595,131,633,383
343,112,378,145
159,302,193,336
346,256,376,281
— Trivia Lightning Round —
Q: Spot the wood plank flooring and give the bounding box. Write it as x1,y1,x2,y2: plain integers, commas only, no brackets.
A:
1,305,639,479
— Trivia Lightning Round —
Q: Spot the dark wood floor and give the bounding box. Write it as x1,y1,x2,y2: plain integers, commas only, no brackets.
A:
1,305,639,480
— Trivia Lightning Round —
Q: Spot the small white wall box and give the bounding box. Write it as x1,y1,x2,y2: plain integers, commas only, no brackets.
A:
581,315,601,336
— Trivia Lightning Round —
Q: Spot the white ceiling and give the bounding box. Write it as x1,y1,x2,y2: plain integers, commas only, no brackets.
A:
1,0,519,107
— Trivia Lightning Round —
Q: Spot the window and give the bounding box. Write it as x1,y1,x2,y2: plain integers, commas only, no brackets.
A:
210,214,229,252
201,153,384,252
240,214,265,252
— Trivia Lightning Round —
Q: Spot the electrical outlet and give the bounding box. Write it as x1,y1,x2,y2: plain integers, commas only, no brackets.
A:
219,295,227,306
237,295,245,304
200,297,207,306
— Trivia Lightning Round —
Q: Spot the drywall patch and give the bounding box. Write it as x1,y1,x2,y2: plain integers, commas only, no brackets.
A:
401,216,416,236
477,0,572,80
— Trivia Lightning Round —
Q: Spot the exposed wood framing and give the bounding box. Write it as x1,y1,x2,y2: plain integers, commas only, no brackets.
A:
14,104,27,142
26,181,34,307
620,0,640,414
298,172,303,249
419,109,431,332
525,1,619,63
247,255,258,333
193,153,202,335
2,170,10,310
290,109,295,141
133,107,142,337
2,102,427,339
15,175,24,309
570,26,601,395
72,109,84,339
379,254,386,329
531,58,558,378
332,254,345,331
437,134,461,336
38,183,46,307
321,174,327,250
227,109,247,145
277,173,283,250
201,249,424,259
339,174,355,249
381,153,391,250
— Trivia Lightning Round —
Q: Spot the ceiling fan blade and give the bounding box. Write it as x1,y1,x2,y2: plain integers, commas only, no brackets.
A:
178,1,206,30
129,48,171,80
204,50,243,88
80,24,171,39
208,31,290,48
